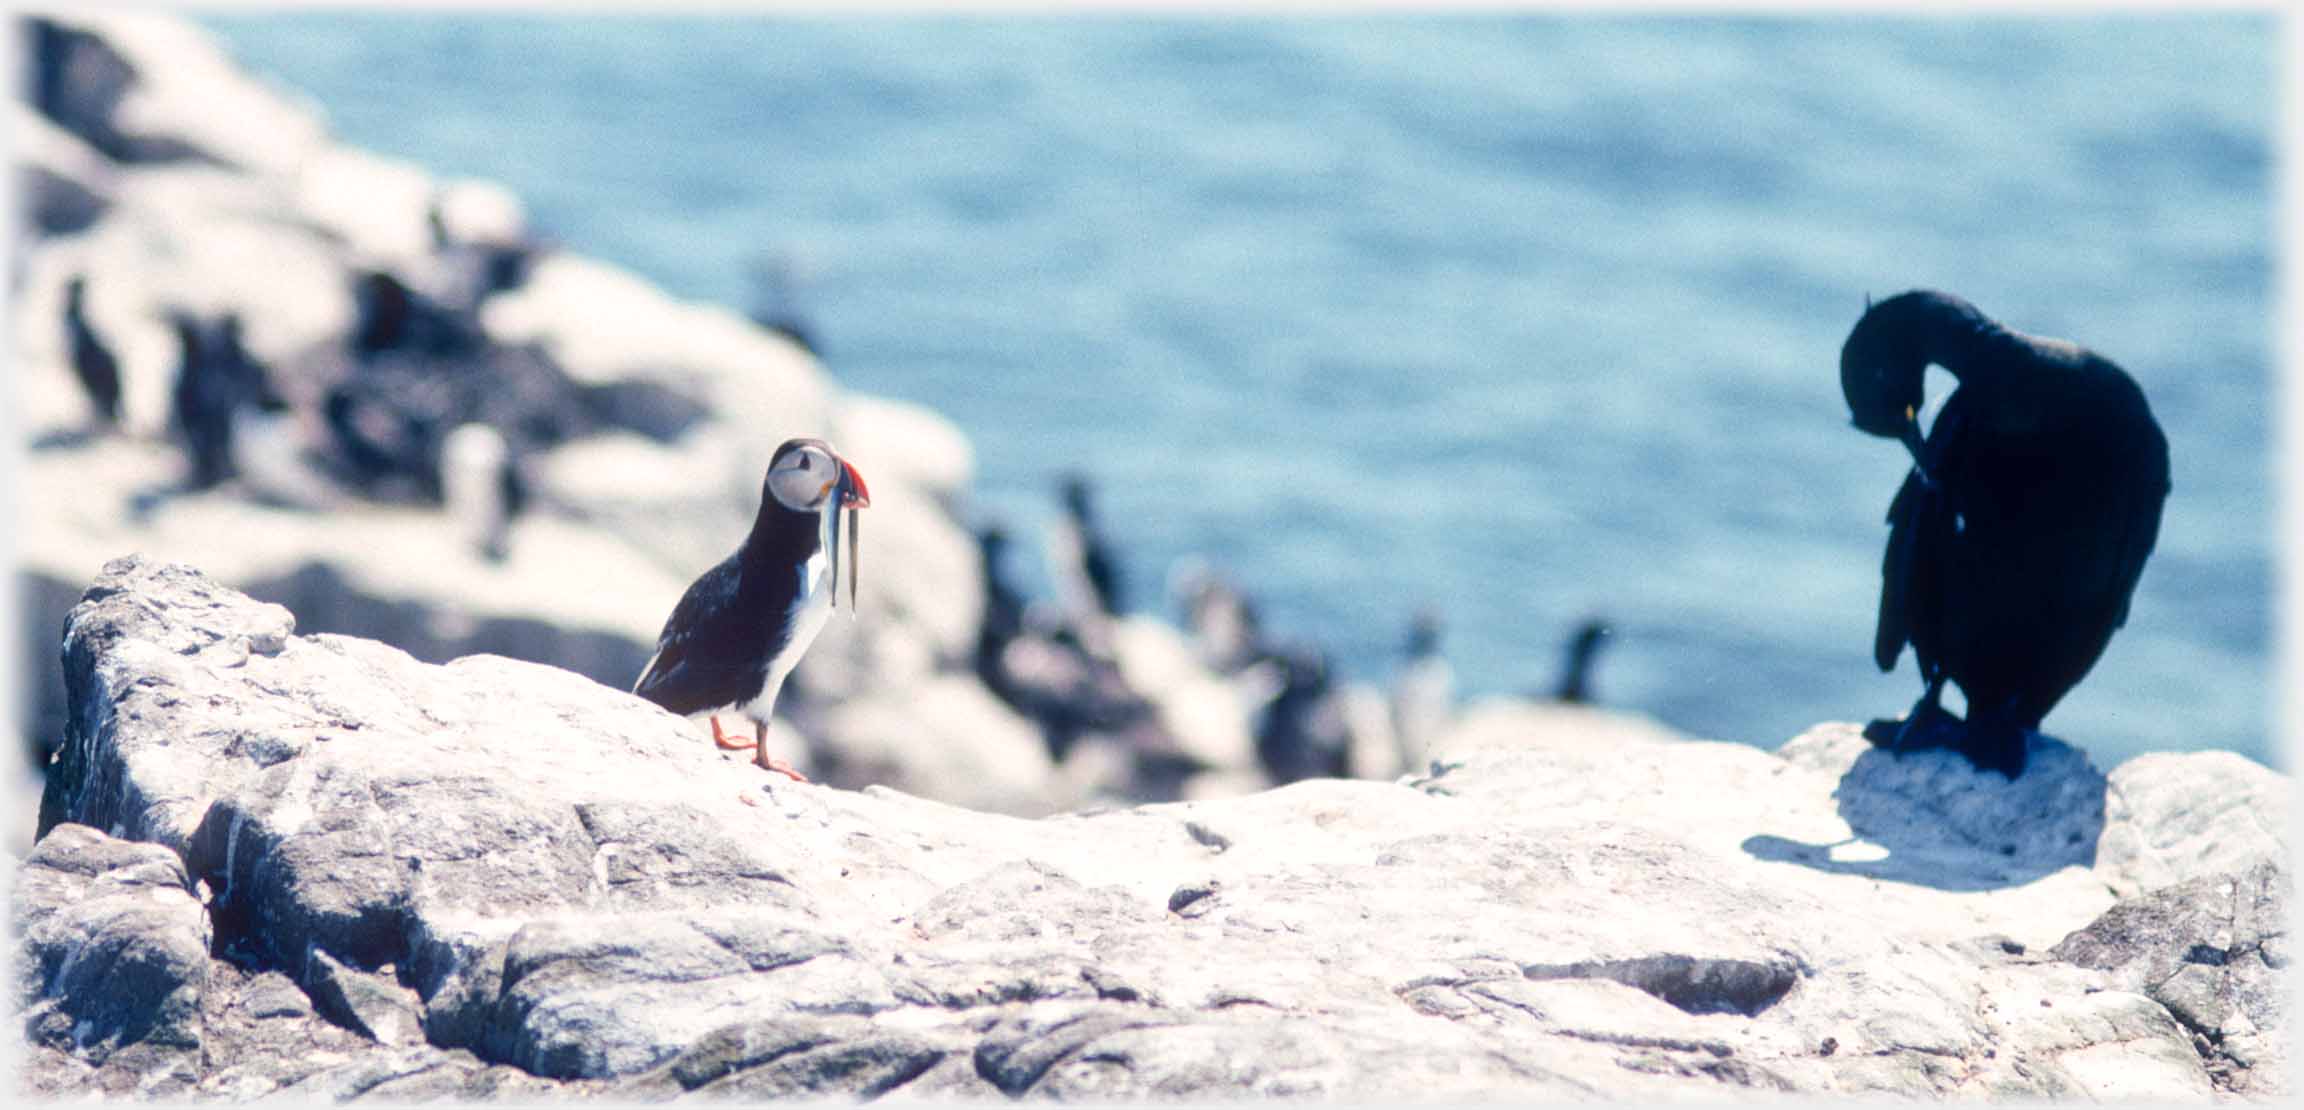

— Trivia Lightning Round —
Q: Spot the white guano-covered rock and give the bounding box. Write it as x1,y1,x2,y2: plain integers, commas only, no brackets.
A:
21,558,2289,1101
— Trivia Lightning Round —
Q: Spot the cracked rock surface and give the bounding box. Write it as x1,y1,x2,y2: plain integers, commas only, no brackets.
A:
2052,860,2290,1096
14,557,2291,1100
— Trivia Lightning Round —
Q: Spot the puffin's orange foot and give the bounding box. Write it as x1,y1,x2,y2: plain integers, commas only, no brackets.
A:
751,722,808,782
709,716,757,751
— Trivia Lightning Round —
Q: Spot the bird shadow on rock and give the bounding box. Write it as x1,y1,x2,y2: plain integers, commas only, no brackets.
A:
1741,734,2107,893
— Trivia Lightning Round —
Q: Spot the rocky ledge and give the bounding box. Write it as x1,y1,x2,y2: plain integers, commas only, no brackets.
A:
12,558,2292,1100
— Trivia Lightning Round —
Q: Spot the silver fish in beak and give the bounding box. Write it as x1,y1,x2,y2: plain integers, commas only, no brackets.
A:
826,458,871,612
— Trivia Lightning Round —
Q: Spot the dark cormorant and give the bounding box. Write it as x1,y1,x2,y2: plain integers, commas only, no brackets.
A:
1553,618,1611,705
350,268,483,357
169,311,273,489
1255,645,1352,785
1841,290,2170,778
316,274,593,504
1053,473,1124,618
62,275,121,426
973,525,1029,700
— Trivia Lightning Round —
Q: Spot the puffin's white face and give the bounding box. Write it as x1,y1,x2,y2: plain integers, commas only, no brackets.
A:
766,442,844,512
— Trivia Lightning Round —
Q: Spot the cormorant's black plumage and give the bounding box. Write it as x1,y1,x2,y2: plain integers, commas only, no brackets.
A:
1843,290,2170,777
1060,474,1124,616
170,311,270,490
63,276,121,426
1553,618,1610,705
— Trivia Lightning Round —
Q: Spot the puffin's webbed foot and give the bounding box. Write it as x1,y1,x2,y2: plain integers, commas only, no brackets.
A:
751,720,809,783
709,716,757,751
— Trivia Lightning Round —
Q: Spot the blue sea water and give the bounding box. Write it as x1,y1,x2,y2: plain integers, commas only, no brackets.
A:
203,13,2276,770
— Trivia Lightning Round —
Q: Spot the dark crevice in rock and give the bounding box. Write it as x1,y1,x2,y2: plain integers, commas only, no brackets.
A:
184,798,415,976
1559,1028,1735,1057
1520,955,1799,1017
1182,820,1231,853
1167,881,1220,915
1081,965,1155,1005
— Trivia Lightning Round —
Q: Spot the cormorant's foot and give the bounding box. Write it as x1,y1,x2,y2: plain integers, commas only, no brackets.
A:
1956,729,2030,781
1863,703,1964,754
753,752,809,782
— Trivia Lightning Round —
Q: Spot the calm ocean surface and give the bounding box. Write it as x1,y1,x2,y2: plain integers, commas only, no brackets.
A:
204,14,2275,770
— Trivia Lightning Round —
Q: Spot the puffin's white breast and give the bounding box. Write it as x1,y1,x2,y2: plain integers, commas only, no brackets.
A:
738,545,835,722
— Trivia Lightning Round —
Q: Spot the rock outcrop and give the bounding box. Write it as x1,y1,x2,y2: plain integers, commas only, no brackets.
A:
18,8,1381,826
14,9,1231,820
13,558,2291,1100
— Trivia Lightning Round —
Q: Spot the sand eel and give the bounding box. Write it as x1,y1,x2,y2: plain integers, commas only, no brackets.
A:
1842,290,2170,778
632,438,871,779
62,275,121,427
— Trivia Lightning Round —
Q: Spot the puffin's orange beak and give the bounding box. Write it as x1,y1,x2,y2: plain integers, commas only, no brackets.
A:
840,459,871,508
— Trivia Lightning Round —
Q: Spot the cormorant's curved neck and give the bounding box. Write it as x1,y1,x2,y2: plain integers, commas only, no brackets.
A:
1880,291,2007,380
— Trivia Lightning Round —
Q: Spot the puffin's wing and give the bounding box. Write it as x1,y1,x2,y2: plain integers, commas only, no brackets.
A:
632,556,741,703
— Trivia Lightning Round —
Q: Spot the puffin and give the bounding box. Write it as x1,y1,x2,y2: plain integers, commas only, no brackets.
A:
1841,290,2170,778
632,438,871,779
441,422,520,563
1388,606,1453,770
62,275,121,427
